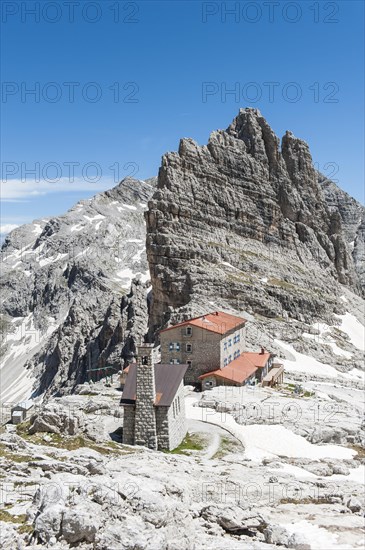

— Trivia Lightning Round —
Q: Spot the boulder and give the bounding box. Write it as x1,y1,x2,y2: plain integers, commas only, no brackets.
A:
62,506,101,544
345,497,362,513
34,504,64,543
264,524,290,546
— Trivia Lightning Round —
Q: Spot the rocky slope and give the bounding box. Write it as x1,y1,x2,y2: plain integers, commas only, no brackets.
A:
0,380,364,550
146,108,364,335
0,178,155,401
319,173,365,296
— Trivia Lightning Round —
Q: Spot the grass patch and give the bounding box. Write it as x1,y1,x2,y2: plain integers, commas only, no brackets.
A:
15,421,31,438
268,278,296,290
18,523,33,535
213,436,243,459
0,444,33,463
280,497,334,505
282,384,314,398
167,433,206,455
226,272,251,285
0,510,27,524
13,480,38,487
16,423,134,456
350,445,365,459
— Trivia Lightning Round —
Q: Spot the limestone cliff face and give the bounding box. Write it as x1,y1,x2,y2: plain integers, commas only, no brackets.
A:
1,178,155,398
146,109,363,331
319,173,365,296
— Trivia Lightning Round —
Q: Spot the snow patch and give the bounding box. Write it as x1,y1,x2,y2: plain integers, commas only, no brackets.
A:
114,268,150,288
185,397,355,461
32,223,43,235
280,520,346,550
39,253,68,268
302,323,353,359
336,313,364,351
70,223,83,232
83,214,106,222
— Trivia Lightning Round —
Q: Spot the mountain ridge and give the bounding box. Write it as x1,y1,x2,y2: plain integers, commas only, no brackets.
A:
1,110,364,400
146,108,364,335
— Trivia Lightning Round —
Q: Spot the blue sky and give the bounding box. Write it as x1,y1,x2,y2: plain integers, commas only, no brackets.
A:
1,0,364,233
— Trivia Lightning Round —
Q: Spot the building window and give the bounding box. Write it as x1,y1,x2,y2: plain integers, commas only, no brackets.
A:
187,360,192,368
186,343,192,353
170,358,180,365
224,341,227,351
205,380,213,388
228,338,232,347
224,358,228,367
186,327,192,336
169,342,180,351
228,355,232,363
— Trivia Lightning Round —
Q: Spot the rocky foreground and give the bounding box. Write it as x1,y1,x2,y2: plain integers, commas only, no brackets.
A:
0,372,364,550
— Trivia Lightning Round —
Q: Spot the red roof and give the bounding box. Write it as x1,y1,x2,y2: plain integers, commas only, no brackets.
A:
241,351,271,368
160,311,247,335
199,351,271,384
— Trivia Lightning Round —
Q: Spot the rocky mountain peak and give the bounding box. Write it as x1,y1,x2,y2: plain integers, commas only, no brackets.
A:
146,109,364,332
226,107,280,169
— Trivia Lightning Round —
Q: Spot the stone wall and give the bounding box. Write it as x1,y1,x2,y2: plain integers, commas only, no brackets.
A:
160,323,247,384
155,381,186,450
155,407,170,450
134,354,158,449
168,381,186,450
122,406,135,445
160,325,222,384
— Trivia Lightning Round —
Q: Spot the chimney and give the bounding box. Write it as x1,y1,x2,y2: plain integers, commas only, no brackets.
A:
260,346,265,355
134,343,157,450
